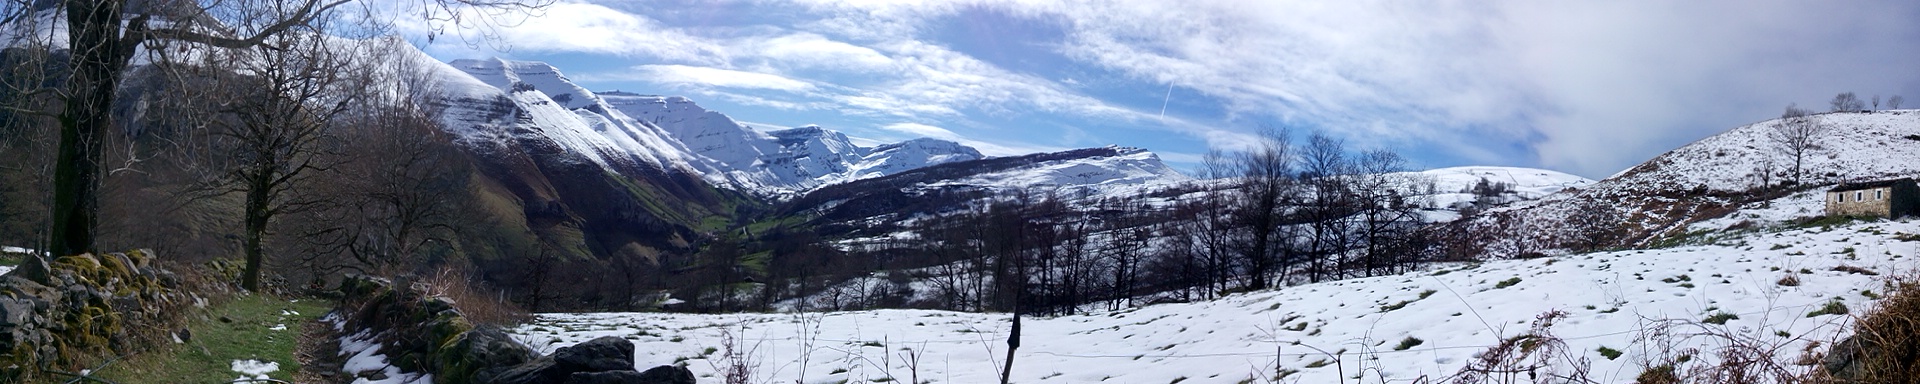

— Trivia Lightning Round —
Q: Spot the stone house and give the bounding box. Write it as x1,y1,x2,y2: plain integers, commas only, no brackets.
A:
1826,178,1920,218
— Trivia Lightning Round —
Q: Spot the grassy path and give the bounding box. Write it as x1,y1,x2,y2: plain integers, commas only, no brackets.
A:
88,293,328,384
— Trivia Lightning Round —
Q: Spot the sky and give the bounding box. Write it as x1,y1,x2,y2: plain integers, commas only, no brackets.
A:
406,0,1920,179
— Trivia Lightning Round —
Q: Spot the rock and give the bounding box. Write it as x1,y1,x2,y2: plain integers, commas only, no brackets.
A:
435,326,537,384
635,365,694,384
11,255,51,286
1824,335,1864,380
488,337,639,384
561,365,693,384
564,371,644,384
0,250,184,381
0,297,32,327
552,336,635,372
487,357,567,384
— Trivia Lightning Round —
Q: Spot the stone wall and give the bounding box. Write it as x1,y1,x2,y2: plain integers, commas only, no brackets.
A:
335,274,691,384
1828,186,1895,217
0,250,186,381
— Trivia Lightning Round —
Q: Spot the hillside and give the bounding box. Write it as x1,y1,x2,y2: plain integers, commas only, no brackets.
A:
510,190,1907,383
777,146,1189,237
1468,110,1920,257
598,92,987,196
420,49,743,254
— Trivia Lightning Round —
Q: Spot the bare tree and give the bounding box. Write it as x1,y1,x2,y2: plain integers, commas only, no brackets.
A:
1752,155,1775,208
1872,95,1882,111
284,45,466,282
1832,92,1865,112
1891,95,1905,110
1769,104,1825,186
3,0,550,258
1230,128,1297,290
1351,149,1427,276
1299,131,1353,282
164,28,376,291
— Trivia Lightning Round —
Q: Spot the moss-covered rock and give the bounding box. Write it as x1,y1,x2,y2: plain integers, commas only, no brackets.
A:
0,250,184,381
337,274,528,383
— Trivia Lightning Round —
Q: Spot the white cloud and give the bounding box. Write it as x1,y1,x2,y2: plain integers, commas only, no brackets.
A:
630,65,816,93
880,122,962,140
743,33,897,72
409,1,727,65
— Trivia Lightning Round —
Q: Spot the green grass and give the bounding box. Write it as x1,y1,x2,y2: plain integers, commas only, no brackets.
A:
1807,300,1849,318
1494,277,1523,289
91,294,327,384
1597,346,1623,360
1702,311,1740,325
1393,337,1423,351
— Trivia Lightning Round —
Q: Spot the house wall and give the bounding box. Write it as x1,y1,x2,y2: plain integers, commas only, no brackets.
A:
1828,186,1895,217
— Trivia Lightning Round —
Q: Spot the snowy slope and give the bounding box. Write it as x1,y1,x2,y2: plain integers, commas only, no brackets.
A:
598,93,789,186
1605,110,1920,194
765,125,873,184
448,59,714,176
924,146,1186,198
1422,166,1595,200
1463,110,1920,257
511,191,1904,383
598,93,986,195
840,138,985,183
1415,166,1596,216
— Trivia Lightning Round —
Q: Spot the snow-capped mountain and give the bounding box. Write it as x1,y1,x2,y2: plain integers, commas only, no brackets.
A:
782,146,1190,237
840,138,985,184
449,59,726,178
921,145,1187,197
597,92,986,195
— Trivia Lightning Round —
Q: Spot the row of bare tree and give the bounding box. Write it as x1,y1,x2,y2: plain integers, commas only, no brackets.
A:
733,129,1448,315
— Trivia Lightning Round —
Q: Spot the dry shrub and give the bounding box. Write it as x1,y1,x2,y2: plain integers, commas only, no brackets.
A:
1829,266,1877,276
418,265,530,326
1824,271,1920,383
1448,310,1595,384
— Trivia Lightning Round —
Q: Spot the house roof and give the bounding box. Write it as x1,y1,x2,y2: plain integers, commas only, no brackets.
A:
1829,178,1916,192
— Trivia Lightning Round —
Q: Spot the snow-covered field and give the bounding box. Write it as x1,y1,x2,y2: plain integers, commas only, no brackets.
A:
509,196,1918,383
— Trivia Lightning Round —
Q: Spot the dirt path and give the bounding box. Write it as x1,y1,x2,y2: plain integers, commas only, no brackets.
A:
294,311,350,384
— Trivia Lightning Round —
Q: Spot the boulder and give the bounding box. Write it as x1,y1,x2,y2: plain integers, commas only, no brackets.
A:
634,365,695,384
552,336,635,372
1824,335,1864,380
488,336,641,384
560,365,693,384
434,326,537,384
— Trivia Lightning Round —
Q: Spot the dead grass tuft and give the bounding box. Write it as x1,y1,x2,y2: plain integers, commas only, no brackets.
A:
419,265,531,326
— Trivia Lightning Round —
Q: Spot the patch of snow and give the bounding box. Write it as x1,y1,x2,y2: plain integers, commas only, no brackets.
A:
335,321,433,384
229,359,278,382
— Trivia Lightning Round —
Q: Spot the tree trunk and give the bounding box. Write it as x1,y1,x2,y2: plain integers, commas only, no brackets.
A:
51,0,134,257
242,169,273,291
1000,309,1019,384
